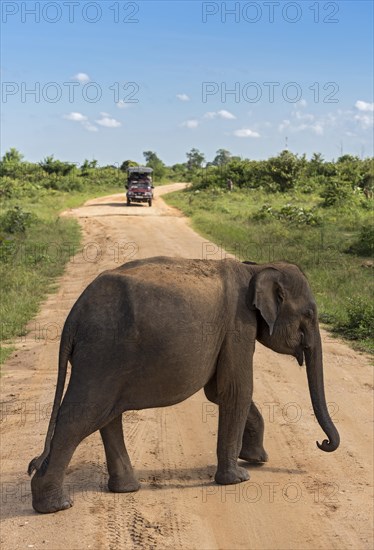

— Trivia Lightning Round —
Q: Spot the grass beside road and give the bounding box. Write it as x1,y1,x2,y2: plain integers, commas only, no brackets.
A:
0,185,121,365
164,186,374,354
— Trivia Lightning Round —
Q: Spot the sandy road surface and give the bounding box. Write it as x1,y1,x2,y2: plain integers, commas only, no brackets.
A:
1,183,373,550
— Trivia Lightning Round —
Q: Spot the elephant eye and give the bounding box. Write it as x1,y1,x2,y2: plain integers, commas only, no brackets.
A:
305,308,314,319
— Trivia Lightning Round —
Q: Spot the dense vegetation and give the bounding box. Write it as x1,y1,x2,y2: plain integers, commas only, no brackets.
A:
1,147,373,362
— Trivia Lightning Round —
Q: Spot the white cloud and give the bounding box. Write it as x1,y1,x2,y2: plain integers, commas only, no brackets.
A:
204,110,236,120
354,113,373,130
63,112,87,122
293,110,315,122
218,109,236,120
278,117,324,135
116,100,131,109
95,116,122,128
278,104,373,139
63,112,99,132
82,121,98,132
233,128,260,138
278,119,291,132
72,72,90,83
355,100,374,112
296,99,307,108
181,119,199,129
353,102,374,130
176,93,190,101
311,123,324,135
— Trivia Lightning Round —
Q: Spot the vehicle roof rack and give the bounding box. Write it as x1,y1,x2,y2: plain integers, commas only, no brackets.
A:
127,166,153,174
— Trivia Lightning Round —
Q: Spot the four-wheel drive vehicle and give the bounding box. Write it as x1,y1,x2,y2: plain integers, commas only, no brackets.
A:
126,167,154,207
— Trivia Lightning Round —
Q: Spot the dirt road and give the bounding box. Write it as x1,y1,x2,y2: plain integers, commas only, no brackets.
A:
1,183,373,549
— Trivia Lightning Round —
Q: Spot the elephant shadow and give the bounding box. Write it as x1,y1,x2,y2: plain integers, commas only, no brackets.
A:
65,459,306,491
3,462,306,519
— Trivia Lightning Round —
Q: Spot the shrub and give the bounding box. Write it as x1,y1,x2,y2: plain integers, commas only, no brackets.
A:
264,150,304,192
0,206,37,234
0,176,15,199
320,177,354,207
337,298,374,340
0,235,18,262
348,223,374,257
39,155,76,177
253,203,321,226
42,175,84,192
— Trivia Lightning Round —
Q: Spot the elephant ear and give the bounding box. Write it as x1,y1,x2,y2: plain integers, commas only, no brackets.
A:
249,268,285,336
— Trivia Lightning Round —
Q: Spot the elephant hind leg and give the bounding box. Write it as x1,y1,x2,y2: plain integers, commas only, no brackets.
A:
100,415,140,493
31,384,125,513
31,399,90,513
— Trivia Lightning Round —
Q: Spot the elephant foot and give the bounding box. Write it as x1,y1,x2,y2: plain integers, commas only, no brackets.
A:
215,465,250,485
31,477,72,513
239,445,269,464
108,475,140,493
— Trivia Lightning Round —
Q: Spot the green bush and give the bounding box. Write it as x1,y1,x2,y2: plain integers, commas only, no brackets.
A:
320,177,354,207
42,175,84,192
0,206,37,234
337,298,374,340
39,155,77,177
348,223,374,257
0,175,43,199
253,203,322,226
0,235,18,262
0,176,15,199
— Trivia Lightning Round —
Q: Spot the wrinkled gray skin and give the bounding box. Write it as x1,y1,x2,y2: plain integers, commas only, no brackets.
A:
28,257,339,513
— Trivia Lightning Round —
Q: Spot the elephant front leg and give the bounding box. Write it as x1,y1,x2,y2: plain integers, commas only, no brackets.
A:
215,397,251,485
239,402,268,464
204,377,268,466
100,415,140,493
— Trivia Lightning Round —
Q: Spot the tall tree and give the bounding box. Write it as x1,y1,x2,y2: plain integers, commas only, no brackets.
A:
186,148,205,170
2,148,24,163
143,151,166,180
120,160,139,172
212,149,231,166
265,150,303,192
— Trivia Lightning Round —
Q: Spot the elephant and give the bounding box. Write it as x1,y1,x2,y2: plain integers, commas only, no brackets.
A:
28,257,339,513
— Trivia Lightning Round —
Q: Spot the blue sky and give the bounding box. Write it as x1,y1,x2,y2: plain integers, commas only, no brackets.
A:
1,0,373,165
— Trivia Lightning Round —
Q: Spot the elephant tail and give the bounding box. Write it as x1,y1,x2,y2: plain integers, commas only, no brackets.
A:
27,323,73,476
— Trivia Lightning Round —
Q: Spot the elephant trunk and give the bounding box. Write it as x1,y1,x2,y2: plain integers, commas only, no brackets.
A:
304,331,340,452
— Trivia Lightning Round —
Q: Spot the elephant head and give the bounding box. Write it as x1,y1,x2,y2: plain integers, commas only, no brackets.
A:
247,263,340,453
